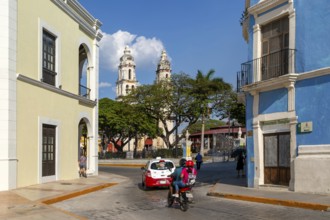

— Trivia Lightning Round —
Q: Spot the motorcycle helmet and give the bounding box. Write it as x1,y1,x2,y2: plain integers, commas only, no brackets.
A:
186,160,194,167
179,158,187,167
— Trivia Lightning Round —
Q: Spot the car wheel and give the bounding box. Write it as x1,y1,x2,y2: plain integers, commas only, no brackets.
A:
143,183,149,190
142,179,148,190
167,191,174,207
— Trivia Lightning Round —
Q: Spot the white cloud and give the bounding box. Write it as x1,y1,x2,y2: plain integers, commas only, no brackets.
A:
99,30,167,74
99,82,112,88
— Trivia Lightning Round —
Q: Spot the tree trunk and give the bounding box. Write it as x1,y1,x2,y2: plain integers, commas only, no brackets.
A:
200,114,205,156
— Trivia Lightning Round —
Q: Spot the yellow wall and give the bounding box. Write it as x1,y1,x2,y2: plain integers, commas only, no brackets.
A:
16,0,96,187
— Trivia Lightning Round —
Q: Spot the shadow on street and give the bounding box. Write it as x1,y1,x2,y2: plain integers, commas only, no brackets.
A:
195,161,247,187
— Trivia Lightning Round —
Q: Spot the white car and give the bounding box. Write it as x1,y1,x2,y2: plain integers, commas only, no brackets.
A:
141,157,175,190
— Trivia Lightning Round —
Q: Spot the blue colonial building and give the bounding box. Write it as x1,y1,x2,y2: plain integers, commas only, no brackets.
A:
238,0,330,194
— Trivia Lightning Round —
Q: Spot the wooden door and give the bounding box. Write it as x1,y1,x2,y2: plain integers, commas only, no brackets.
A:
42,125,56,177
264,133,290,186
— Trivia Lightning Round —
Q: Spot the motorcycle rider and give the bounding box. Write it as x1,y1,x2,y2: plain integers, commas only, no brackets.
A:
172,159,197,198
169,158,186,198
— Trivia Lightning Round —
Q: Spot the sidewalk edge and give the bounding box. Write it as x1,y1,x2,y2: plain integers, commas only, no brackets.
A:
207,191,330,211
42,183,118,205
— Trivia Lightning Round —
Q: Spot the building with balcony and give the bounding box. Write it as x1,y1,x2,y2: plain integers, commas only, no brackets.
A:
0,0,102,191
237,0,330,194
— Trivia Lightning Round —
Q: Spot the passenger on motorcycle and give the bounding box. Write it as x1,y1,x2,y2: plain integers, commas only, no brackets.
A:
169,158,186,198
172,159,197,197
183,160,197,186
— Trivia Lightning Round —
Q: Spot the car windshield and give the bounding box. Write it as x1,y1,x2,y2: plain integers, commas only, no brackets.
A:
150,161,174,170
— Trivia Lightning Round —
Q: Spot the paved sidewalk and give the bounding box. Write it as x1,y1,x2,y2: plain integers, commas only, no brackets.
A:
200,160,330,212
0,172,127,219
207,182,330,211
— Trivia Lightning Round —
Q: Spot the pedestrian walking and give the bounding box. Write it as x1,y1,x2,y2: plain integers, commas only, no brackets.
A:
78,154,87,178
236,151,245,177
195,152,203,170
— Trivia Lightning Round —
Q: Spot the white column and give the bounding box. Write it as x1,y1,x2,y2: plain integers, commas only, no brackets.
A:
89,36,100,175
0,0,17,191
287,82,295,112
288,9,296,74
250,90,263,187
253,24,261,82
289,116,298,191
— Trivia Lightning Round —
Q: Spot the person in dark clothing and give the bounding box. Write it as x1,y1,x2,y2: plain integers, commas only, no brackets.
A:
236,152,245,177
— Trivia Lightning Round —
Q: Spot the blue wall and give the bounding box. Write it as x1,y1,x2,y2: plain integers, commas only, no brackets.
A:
296,74,330,147
295,0,330,73
259,88,288,114
245,93,254,187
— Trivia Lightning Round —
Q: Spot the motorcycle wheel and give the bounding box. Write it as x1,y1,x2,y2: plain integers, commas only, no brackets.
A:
180,200,188,211
167,191,174,207
179,194,188,211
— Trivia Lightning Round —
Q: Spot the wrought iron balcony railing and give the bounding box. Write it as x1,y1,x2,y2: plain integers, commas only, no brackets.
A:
237,49,296,92
79,84,91,99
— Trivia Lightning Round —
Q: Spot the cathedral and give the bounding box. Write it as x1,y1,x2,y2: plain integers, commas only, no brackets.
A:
115,46,174,152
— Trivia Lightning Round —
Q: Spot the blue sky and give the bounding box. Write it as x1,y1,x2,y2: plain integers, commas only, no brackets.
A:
78,0,248,99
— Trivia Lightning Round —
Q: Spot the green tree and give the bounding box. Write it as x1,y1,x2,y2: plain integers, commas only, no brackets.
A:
229,98,246,125
187,69,232,156
213,91,246,126
99,98,157,152
124,73,200,149
187,119,225,134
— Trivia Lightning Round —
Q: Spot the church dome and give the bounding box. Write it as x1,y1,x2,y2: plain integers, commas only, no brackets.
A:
120,46,134,62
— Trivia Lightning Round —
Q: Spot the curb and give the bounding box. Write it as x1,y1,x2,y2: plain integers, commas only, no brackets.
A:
207,191,330,211
42,183,118,205
99,164,144,168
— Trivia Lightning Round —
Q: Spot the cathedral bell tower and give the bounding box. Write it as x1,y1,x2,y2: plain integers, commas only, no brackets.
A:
116,46,138,100
156,50,171,83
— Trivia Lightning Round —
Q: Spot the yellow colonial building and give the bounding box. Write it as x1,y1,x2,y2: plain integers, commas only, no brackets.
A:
0,0,102,190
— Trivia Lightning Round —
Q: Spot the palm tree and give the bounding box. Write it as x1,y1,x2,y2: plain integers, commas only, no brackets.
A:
189,69,232,156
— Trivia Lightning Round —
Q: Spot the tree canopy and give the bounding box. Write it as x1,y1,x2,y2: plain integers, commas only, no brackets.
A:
99,98,157,152
123,70,233,149
99,70,245,152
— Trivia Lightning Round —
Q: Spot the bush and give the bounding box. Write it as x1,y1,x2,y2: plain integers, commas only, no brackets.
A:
99,148,183,159
100,151,126,159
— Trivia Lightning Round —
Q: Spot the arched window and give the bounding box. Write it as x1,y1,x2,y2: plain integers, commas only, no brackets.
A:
79,44,90,99
166,74,168,78
129,69,132,79
126,85,129,94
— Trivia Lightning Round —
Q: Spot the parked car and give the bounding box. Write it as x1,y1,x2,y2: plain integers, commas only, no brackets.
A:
141,157,175,190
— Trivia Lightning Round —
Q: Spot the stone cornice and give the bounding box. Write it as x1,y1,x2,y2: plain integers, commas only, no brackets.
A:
51,0,102,41
297,67,330,81
241,67,330,94
242,73,298,93
17,74,97,107
249,0,288,16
